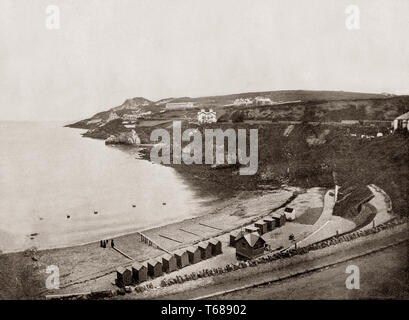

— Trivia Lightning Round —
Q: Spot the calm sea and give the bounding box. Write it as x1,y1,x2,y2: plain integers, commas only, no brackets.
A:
0,121,213,253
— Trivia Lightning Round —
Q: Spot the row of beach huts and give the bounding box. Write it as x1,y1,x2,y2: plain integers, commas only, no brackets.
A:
229,212,288,260
229,211,287,245
116,239,222,287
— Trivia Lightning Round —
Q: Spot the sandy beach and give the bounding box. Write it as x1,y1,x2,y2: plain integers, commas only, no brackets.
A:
0,185,299,298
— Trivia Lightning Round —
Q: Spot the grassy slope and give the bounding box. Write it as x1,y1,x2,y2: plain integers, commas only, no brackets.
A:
67,90,405,130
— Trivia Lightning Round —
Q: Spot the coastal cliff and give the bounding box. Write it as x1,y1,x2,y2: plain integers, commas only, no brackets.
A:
66,90,409,218
105,129,141,145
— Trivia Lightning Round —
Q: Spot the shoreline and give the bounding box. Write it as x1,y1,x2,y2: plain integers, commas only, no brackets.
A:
31,187,297,297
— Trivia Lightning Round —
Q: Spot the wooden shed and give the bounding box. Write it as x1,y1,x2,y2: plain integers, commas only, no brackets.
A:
209,238,222,256
161,254,177,273
116,266,133,287
186,246,201,264
131,262,148,283
263,217,274,231
147,258,163,278
245,225,260,234
198,242,212,260
272,213,286,227
229,230,244,247
235,232,266,260
174,250,190,268
254,220,268,234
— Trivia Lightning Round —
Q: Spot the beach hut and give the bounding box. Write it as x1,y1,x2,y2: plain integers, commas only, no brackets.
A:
174,250,190,268
229,230,244,247
161,254,177,273
116,266,133,287
209,238,222,256
254,220,268,234
147,258,163,278
272,213,286,227
283,207,296,221
263,217,274,231
131,262,148,283
186,246,201,264
235,232,266,260
198,242,212,260
245,225,260,234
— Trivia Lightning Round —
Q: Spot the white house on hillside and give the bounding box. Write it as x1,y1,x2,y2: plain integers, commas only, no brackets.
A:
166,102,195,110
392,111,409,132
233,98,253,106
254,97,273,106
198,109,217,124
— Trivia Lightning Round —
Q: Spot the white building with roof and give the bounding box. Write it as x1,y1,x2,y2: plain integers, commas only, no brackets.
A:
392,111,409,132
254,97,273,106
198,109,217,124
233,98,253,106
166,102,195,110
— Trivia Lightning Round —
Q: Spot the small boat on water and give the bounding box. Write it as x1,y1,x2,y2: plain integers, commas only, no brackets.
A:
132,204,136,208
162,202,166,205
94,210,98,214
67,215,70,219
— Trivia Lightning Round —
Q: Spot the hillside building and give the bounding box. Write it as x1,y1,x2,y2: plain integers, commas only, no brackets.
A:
166,102,195,110
107,112,120,122
392,111,409,132
233,98,253,106
198,109,217,124
254,97,273,106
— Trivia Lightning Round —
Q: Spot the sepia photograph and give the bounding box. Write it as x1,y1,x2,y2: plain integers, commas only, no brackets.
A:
0,0,408,308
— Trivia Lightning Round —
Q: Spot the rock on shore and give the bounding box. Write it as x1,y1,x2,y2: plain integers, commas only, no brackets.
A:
105,129,141,145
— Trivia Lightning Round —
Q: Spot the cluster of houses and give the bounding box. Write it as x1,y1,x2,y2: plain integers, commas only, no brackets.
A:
122,111,152,122
197,109,217,124
230,212,287,260
232,98,253,106
116,239,222,287
231,97,274,107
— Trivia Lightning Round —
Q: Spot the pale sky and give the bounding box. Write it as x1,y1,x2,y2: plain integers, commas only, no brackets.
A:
0,0,408,121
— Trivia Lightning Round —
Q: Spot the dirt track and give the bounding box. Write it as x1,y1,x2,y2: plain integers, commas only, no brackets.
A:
216,241,409,300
